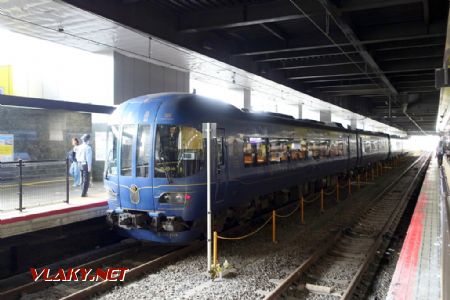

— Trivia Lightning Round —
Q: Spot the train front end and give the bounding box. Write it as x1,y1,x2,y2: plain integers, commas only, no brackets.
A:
104,95,207,244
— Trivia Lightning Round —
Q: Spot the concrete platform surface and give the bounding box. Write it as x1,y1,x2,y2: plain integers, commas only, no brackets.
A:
0,186,108,238
387,157,443,300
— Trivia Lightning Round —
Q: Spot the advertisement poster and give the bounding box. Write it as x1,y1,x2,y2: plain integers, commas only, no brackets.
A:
0,134,14,162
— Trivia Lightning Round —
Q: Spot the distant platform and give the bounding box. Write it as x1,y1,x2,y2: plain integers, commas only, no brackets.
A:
0,184,108,238
387,157,446,300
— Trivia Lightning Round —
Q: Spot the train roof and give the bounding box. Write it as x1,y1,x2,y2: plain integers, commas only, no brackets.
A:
115,93,389,138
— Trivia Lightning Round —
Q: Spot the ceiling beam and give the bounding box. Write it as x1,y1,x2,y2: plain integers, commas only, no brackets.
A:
259,23,287,41
271,54,363,69
303,77,378,84
374,46,443,62
288,64,439,80
178,0,423,33
338,0,422,11
391,77,435,84
379,57,441,72
267,46,443,70
255,36,445,62
314,83,382,90
234,31,444,56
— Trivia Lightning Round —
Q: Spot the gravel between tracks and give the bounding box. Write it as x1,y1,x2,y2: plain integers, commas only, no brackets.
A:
97,165,410,300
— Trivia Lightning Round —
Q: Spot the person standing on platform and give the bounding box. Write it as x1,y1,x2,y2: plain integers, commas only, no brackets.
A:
68,137,81,187
78,134,93,197
436,140,444,167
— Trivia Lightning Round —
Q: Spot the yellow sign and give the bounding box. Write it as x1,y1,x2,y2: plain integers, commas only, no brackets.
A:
0,65,13,95
0,134,14,162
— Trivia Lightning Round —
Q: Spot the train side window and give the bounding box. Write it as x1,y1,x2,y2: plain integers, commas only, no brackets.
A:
319,140,330,157
106,125,119,175
301,139,308,160
243,137,267,167
217,137,224,166
121,124,136,176
255,138,268,165
269,139,288,163
364,140,371,154
243,138,254,167
308,140,320,160
330,139,344,157
329,140,338,157
289,140,301,161
136,124,151,177
371,140,377,153
338,140,344,156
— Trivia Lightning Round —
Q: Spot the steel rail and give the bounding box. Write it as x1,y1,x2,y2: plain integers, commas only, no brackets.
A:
341,154,430,299
60,241,204,300
264,154,429,300
0,246,142,300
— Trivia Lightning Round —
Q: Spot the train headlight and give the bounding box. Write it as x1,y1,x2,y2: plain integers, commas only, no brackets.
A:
159,193,192,205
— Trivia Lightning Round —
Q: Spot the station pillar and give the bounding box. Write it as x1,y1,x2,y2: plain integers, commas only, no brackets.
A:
244,88,251,110
320,110,331,123
298,103,303,119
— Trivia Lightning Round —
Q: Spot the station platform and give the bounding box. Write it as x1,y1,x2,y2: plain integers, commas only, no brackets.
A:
387,156,450,300
0,185,108,238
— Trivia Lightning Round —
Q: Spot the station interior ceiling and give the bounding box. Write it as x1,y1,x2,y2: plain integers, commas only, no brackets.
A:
0,0,447,135
62,0,448,135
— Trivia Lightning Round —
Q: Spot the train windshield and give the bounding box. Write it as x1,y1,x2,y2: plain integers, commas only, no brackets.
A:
155,125,204,178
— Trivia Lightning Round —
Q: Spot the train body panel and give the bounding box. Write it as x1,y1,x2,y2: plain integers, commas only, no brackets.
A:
104,93,401,243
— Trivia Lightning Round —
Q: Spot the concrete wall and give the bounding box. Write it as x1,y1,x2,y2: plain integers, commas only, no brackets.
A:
114,52,189,105
0,106,91,161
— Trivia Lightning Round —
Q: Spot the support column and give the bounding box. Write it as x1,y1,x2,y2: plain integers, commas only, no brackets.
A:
244,88,251,110
298,103,303,119
351,119,357,129
320,110,331,123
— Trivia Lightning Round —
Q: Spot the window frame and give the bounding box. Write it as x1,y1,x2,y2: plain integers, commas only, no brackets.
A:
120,124,137,176
136,124,151,178
106,124,120,176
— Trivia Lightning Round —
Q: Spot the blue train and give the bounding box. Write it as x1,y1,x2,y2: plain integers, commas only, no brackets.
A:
104,93,405,244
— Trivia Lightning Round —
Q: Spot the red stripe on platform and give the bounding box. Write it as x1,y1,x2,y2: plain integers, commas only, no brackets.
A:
388,180,428,300
0,201,108,225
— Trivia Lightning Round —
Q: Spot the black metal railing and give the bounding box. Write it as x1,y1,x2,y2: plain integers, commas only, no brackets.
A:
0,159,71,211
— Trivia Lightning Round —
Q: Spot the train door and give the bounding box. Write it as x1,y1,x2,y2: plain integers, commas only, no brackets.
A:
117,124,137,210
215,128,228,205
132,124,154,211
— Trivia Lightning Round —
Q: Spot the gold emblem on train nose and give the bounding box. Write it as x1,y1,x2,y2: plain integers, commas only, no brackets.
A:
129,184,140,204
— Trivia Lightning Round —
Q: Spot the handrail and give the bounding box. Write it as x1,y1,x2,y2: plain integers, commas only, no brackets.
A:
0,158,71,211
0,159,65,165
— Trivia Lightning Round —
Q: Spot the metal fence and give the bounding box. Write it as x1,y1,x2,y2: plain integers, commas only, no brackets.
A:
0,159,70,211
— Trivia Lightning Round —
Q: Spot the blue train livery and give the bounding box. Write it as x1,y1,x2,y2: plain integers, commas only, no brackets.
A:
104,93,404,244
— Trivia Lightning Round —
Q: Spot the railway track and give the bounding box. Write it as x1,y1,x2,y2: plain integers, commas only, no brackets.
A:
0,156,424,300
265,154,430,300
0,241,202,300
